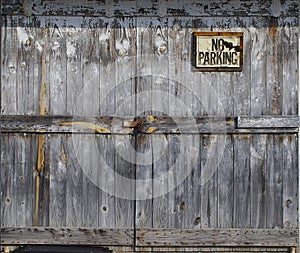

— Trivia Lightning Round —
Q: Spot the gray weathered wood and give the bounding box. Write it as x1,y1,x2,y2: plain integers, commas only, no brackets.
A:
266,135,283,229
217,135,233,228
233,135,251,228
1,115,298,134
2,0,298,17
238,116,299,128
282,135,298,229
1,227,133,245
48,136,67,227
135,228,298,247
250,135,267,228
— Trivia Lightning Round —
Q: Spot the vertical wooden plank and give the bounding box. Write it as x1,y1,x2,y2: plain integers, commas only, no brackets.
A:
282,17,298,115
266,135,283,229
99,18,117,117
1,135,17,226
96,135,115,228
250,23,268,116
136,134,153,229
180,134,201,228
266,18,283,115
80,17,100,117
282,134,298,228
48,17,67,115
114,17,136,118
250,134,267,228
167,134,184,228
66,17,84,115
168,17,193,117
114,135,135,228
232,19,251,116
81,135,100,227
1,16,18,114
200,135,218,228
217,135,234,228
49,135,67,227
65,135,83,227
152,134,169,229
233,135,251,228
15,135,35,226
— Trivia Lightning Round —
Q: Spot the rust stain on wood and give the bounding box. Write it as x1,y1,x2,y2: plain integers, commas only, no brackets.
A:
34,27,48,226
57,122,111,133
61,143,67,167
40,28,48,116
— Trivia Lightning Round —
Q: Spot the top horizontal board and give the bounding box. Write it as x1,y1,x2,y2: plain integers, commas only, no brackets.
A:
1,0,299,17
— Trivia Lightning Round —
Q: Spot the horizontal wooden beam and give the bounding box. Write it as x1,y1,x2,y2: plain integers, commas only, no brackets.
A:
2,228,297,247
1,227,133,245
2,0,298,17
237,116,299,128
0,115,298,134
135,228,298,247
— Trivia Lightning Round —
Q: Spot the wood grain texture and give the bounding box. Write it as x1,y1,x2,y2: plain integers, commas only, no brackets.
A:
1,227,133,245
233,135,251,228
2,0,298,17
135,228,298,247
282,135,298,229
266,135,283,229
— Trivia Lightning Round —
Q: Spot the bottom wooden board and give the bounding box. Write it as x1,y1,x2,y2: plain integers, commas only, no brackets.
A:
1,227,133,245
1,228,297,247
135,229,298,247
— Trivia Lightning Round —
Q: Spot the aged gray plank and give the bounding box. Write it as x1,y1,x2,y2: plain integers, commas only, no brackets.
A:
65,136,83,227
250,135,266,228
135,228,298,247
282,135,298,228
49,136,67,226
281,17,298,115
66,17,84,116
48,18,67,115
233,135,251,228
166,134,183,229
1,227,134,245
79,18,100,117
98,18,117,117
114,17,136,118
168,17,193,117
266,135,283,229
135,134,153,229
250,24,268,115
1,16,18,114
152,135,169,228
238,116,299,128
180,135,201,229
200,135,218,228
96,135,115,228
81,135,100,227
1,135,17,226
2,0,298,17
15,136,36,226
114,135,135,227
217,135,233,228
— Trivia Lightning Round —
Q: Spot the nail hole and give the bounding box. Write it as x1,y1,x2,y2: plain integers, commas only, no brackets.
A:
102,206,107,212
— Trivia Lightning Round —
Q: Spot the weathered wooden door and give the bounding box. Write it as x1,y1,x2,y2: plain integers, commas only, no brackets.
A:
1,0,299,250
